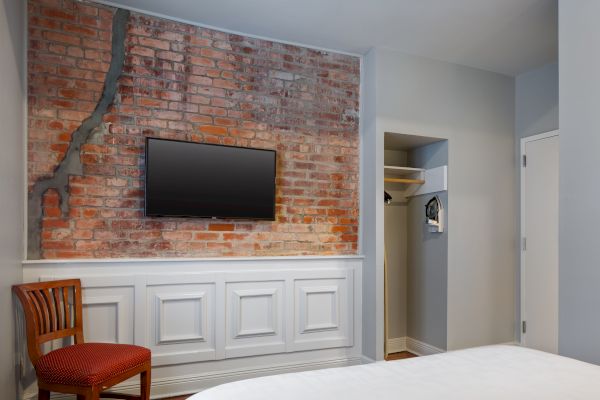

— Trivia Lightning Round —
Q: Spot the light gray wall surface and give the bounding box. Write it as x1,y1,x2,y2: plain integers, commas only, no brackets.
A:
407,141,448,350
516,62,559,140
558,0,600,364
361,48,383,360
363,48,516,352
514,62,558,340
0,0,25,397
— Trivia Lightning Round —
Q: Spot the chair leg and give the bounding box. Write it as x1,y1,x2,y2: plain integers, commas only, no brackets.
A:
38,389,50,400
141,366,151,400
89,388,101,400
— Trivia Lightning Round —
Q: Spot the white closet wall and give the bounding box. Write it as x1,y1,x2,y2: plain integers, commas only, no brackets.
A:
384,150,409,342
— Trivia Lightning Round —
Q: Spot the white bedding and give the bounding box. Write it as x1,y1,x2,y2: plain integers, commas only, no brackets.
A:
189,345,600,399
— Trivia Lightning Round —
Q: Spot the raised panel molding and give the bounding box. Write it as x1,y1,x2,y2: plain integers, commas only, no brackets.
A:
232,288,278,338
292,274,353,352
299,286,339,333
156,292,207,344
22,256,362,399
82,294,127,344
225,281,285,358
147,281,217,366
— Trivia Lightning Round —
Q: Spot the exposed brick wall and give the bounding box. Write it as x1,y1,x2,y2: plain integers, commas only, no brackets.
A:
28,0,360,259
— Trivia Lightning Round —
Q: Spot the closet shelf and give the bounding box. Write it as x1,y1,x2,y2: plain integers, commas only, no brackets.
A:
383,166,425,176
384,166,425,185
384,177,425,184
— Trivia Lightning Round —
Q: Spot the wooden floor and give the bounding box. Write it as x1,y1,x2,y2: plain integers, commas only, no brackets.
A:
385,351,418,361
161,352,417,399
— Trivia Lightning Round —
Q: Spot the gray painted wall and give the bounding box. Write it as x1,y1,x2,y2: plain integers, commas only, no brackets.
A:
407,141,448,350
558,0,600,364
362,48,515,356
514,62,558,340
516,62,559,140
0,0,25,397
361,48,383,360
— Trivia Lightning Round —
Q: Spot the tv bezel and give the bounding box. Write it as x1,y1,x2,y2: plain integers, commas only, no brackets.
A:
144,137,277,221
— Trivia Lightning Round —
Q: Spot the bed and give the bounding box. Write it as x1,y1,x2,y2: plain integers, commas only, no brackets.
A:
189,345,600,399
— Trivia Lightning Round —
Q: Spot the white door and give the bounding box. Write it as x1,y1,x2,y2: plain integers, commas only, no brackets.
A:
521,132,559,353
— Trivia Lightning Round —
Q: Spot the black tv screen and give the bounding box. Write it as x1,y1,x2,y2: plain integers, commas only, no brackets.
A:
145,138,276,220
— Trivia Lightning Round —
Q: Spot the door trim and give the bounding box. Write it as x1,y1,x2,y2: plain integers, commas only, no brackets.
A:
519,130,559,346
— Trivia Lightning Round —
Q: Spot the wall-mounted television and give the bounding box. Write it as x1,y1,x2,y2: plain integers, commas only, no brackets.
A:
145,138,276,220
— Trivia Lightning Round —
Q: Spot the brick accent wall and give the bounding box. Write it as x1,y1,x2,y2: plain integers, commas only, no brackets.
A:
27,0,360,259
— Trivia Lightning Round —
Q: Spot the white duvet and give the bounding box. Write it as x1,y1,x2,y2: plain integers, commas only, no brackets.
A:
189,345,600,399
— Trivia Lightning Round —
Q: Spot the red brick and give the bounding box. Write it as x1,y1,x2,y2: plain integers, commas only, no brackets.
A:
200,48,227,60
194,232,220,240
208,223,235,231
63,24,98,37
130,45,154,57
157,51,184,62
42,240,74,249
43,31,81,46
153,110,182,120
198,125,227,135
41,8,76,21
214,117,236,127
138,37,170,50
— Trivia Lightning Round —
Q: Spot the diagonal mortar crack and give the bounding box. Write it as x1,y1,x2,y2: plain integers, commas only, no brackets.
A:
27,9,130,259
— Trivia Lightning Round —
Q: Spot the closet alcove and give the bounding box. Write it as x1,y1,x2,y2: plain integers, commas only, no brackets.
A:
383,132,449,357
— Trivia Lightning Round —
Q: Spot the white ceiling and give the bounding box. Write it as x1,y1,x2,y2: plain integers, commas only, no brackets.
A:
100,0,557,76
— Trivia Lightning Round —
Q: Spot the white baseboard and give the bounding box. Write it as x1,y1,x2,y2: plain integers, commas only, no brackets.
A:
360,355,376,364
406,337,444,356
26,356,364,400
386,336,444,357
386,336,407,353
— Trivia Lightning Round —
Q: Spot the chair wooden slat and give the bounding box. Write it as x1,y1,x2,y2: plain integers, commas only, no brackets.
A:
42,288,58,332
73,284,84,344
53,287,64,330
63,286,71,330
28,291,45,335
26,292,42,335
33,290,51,335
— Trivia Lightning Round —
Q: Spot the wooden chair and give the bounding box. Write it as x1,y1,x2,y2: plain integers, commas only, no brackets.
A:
13,279,151,400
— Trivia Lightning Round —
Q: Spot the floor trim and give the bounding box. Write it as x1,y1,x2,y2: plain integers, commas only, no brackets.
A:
386,336,407,353
406,337,444,356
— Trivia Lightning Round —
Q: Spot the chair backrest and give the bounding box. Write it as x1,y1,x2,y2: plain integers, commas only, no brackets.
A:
13,279,84,364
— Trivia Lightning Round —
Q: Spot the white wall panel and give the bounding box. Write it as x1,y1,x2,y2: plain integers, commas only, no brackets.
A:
82,294,128,344
226,281,285,358
292,276,352,351
21,256,363,399
147,281,216,366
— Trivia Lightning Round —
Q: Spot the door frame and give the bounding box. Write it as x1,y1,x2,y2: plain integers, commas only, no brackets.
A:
519,130,559,346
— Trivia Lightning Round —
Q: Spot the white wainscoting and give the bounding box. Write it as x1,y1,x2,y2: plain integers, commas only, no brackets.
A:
20,256,363,399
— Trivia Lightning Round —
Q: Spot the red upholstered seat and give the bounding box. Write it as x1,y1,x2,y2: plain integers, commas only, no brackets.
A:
35,343,151,387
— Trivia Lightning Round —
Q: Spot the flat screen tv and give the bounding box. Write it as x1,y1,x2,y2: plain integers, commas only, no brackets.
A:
145,138,276,220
